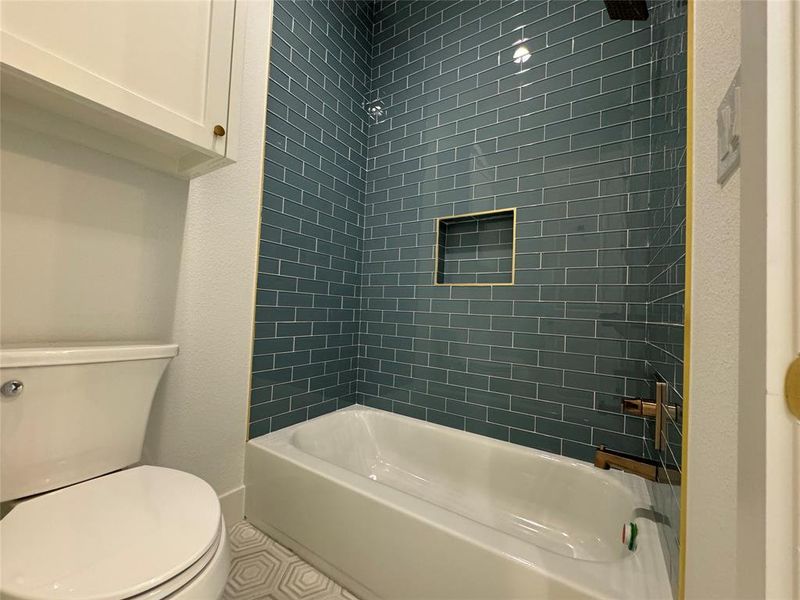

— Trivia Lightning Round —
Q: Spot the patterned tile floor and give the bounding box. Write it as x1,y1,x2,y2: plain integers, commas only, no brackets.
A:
224,521,359,600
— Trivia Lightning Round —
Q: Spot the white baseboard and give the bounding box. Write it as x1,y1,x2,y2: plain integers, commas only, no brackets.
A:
219,485,245,526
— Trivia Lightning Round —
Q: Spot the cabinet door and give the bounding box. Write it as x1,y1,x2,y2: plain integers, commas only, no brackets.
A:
0,0,235,157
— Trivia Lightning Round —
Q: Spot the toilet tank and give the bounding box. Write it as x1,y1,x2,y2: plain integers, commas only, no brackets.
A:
0,343,178,502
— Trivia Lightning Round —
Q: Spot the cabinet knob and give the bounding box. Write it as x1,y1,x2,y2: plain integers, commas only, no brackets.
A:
213,124,226,137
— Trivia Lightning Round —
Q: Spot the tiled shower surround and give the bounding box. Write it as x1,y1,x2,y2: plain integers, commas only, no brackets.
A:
252,0,686,470
359,0,660,461
250,0,371,433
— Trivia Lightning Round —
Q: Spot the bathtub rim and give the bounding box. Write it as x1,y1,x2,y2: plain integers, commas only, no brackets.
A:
283,403,639,502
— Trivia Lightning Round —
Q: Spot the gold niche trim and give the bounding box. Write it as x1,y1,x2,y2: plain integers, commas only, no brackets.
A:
433,207,517,287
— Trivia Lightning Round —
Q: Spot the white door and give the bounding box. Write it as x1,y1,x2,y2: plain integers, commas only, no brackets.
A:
791,2,800,585
0,0,235,156
738,0,799,597
765,1,800,595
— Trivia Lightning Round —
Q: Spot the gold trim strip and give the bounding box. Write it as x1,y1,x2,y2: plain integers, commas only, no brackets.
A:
435,206,518,220
433,207,517,287
679,0,694,596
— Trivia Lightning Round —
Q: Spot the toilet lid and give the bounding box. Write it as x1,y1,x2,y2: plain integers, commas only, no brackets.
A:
0,466,221,600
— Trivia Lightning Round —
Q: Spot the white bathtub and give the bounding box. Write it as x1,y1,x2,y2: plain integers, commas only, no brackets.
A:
245,405,671,600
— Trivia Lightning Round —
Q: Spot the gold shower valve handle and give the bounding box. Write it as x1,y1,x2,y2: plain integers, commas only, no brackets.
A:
621,393,677,419
785,355,800,420
621,397,657,418
621,382,672,451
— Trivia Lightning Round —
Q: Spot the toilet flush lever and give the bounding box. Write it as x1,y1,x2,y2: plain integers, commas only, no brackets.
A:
1,380,24,397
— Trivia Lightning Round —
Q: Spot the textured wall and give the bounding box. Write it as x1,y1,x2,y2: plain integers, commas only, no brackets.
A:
359,0,660,460
249,0,373,436
0,124,186,345
144,0,274,527
684,0,740,596
642,0,687,594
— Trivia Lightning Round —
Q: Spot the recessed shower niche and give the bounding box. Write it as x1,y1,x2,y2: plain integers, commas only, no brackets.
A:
435,209,516,286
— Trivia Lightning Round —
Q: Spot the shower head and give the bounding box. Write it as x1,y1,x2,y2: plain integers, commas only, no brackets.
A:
603,0,649,20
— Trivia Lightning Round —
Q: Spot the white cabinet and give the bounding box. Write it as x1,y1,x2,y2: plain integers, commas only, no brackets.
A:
0,0,246,178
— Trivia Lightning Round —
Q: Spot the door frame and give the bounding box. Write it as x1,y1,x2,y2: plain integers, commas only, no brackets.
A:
735,0,799,597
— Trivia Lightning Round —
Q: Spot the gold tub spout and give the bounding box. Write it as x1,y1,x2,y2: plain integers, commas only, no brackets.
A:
594,445,661,482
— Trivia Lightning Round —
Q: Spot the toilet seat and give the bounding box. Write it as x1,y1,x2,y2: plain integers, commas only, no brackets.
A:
0,466,223,600
124,519,227,600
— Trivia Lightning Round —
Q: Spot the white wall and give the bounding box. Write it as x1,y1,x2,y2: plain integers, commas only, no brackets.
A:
142,0,272,525
1,1,272,526
684,0,741,597
0,122,186,344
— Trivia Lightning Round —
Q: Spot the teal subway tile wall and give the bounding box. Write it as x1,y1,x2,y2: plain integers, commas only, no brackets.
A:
359,0,659,460
249,0,373,437
252,0,686,480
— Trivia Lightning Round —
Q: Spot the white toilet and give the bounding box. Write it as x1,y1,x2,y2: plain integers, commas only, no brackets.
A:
0,344,230,600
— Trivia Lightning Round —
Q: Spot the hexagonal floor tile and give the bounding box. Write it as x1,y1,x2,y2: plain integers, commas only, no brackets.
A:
229,520,271,555
223,521,360,600
277,560,338,600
